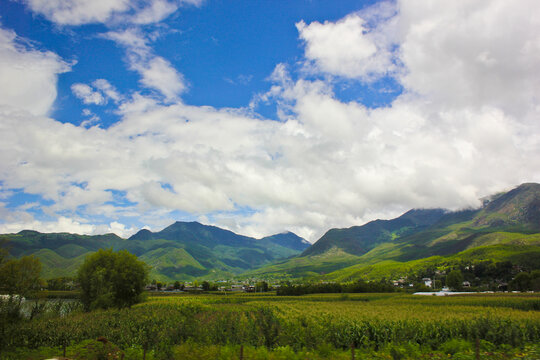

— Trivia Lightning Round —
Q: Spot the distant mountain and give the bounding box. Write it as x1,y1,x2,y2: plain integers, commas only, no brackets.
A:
249,183,540,279
3,183,540,283
259,232,311,252
302,209,447,257
0,222,307,281
473,183,540,229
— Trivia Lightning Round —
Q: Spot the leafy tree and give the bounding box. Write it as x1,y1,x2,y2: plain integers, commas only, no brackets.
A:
78,249,148,311
0,255,42,298
510,272,531,291
256,281,269,292
0,253,42,322
173,281,184,290
446,270,464,291
201,280,210,291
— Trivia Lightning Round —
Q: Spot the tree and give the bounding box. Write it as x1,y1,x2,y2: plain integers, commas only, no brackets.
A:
78,249,148,311
255,281,269,292
0,253,42,322
510,272,531,291
173,281,184,290
201,280,210,291
446,270,464,291
0,255,42,298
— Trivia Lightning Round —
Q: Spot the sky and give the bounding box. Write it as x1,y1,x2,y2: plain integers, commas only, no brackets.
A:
0,0,539,242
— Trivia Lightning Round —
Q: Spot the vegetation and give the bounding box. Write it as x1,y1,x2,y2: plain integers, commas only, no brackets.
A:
78,249,148,311
0,249,42,324
276,279,395,295
1,292,539,359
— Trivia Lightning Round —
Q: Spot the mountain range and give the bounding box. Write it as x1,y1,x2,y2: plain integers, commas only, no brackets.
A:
1,183,539,282
1,222,309,281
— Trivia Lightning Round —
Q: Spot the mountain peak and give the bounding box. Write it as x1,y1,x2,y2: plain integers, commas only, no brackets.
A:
474,182,540,228
260,232,310,251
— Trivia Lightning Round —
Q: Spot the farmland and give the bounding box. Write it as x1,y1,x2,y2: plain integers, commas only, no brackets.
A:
2,292,540,359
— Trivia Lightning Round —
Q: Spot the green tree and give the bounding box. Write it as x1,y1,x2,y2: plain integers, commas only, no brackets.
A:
255,281,269,292
78,249,148,311
201,280,210,291
510,272,531,291
0,255,42,298
173,281,183,290
0,254,42,322
446,270,464,291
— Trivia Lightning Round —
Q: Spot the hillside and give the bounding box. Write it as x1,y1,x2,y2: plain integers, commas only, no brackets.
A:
249,183,540,279
2,183,539,283
0,222,308,282
302,209,447,257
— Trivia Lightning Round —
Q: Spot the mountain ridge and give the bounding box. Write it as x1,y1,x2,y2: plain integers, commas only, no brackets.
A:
2,183,539,282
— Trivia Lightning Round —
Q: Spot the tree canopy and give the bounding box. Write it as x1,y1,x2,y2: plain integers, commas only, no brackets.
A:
78,249,148,311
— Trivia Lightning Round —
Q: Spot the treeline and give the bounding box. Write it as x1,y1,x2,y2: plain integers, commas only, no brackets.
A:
276,280,395,296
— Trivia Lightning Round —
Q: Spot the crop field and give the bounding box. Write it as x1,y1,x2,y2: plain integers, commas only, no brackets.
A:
1,292,540,359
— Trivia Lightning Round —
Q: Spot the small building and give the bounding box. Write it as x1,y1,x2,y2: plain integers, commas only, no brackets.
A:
422,278,433,288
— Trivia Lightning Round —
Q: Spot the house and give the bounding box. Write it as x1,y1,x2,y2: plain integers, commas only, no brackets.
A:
422,278,433,288
462,281,471,288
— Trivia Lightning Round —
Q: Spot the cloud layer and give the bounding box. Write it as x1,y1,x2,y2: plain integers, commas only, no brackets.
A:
23,0,202,25
1,0,539,241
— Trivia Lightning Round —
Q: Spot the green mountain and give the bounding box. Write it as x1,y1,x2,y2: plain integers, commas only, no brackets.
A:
0,222,308,282
249,183,540,280
3,183,539,283
302,209,447,257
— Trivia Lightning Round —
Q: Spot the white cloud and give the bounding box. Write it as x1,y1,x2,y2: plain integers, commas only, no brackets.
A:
93,79,122,102
136,57,186,100
0,27,70,116
23,0,203,26
0,209,136,238
296,2,397,81
71,83,106,105
396,0,540,119
24,0,130,26
103,29,186,101
1,1,540,243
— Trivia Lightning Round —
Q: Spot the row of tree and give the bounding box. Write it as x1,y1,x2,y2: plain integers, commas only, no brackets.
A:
276,279,396,296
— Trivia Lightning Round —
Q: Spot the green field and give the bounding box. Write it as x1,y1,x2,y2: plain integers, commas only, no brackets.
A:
2,292,540,359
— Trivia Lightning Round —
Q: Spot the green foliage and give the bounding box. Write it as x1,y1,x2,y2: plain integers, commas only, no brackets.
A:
276,279,396,296
0,255,42,297
1,293,540,358
255,281,269,292
78,249,148,311
446,269,464,291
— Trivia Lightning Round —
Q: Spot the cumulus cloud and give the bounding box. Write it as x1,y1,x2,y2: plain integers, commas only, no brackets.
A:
93,79,122,103
296,1,398,81
1,1,540,242
396,0,540,119
103,29,186,101
0,26,70,116
71,83,106,105
23,0,203,26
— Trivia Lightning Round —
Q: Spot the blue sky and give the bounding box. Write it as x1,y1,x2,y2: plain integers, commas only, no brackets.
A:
0,0,539,241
